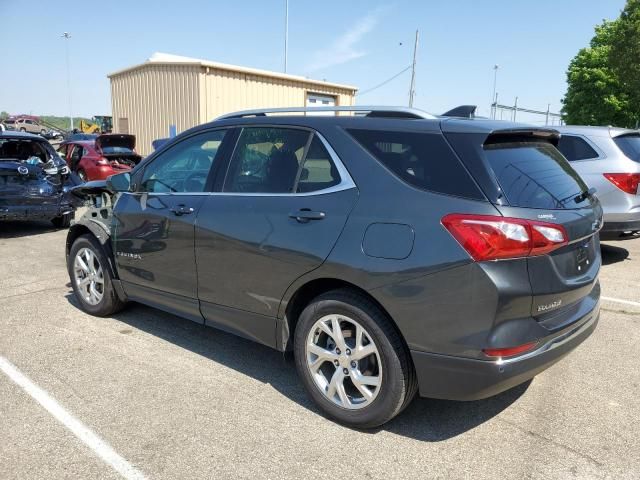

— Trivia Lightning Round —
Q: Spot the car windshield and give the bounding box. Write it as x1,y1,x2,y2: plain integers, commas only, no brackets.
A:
0,138,51,162
484,141,591,209
613,134,640,162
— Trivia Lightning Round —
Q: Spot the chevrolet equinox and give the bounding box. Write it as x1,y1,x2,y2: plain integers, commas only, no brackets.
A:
66,106,602,428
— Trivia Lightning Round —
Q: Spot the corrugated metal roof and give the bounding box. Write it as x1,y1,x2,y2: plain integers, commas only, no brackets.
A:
108,52,358,92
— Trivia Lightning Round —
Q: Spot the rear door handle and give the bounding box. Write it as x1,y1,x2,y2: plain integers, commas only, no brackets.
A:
289,209,326,223
170,205,195,216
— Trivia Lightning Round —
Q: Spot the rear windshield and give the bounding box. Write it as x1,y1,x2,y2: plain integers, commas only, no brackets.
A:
484,141,590,209
613,134,640,162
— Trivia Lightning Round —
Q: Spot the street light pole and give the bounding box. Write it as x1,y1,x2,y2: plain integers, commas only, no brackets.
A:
62,32,74,131
408,29,419,107
284,0,289,73
491,64,499,119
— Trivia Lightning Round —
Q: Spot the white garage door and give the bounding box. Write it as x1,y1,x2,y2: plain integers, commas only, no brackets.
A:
306,94,336,115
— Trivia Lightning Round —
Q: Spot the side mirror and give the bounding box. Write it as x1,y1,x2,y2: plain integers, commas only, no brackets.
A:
106,172,131,192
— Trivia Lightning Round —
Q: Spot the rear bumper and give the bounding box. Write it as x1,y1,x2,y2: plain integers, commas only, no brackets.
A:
410,304,599,401
600,218,640,240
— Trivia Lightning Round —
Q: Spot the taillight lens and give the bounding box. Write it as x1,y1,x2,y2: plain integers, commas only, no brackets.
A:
441,214,568,261
603,173,640,195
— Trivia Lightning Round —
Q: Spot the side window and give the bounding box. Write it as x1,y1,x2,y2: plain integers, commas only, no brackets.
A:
347,128,483,199
556,135,599,161
140,129,227,193
296,135,340,193
224,127,310,193
70,145,83,163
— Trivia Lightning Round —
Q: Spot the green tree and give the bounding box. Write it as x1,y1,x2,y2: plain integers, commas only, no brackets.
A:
562,20,634,127
0,111,8,121
610,0,640,122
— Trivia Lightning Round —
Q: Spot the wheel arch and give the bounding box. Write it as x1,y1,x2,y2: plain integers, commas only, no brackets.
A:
278,277,408,353
66,221,125,300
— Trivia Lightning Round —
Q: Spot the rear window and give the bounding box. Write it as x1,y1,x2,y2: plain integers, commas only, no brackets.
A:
347,129,483,199
484,141,590,209
613,134,640,162
556,135,599,161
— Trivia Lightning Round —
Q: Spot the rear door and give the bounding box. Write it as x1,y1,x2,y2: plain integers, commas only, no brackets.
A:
195,126,358,346
480,138,603,322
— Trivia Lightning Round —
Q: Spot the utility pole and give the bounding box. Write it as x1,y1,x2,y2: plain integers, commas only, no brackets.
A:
284,0,289,73
62,32,74,131
408,29,419,107
491,64,499,119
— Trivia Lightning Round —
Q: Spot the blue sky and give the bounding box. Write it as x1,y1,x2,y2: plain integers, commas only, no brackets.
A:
0,0,627,123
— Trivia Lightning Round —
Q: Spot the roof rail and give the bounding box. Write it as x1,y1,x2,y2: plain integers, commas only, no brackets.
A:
215,105,436,121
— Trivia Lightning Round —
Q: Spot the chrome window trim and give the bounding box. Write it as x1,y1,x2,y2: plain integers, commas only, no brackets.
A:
128,131,356,198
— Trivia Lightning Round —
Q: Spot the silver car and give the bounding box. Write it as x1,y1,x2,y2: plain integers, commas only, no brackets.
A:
555,126,640,240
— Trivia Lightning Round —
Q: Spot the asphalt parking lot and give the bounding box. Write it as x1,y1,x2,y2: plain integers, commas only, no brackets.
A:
0,222,639,480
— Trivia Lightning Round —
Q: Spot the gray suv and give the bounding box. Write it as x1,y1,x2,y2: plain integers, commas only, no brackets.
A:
66,107,602,428
555,126,640,240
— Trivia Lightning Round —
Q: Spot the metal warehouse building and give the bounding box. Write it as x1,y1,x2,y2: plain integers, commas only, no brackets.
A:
108,53,358,155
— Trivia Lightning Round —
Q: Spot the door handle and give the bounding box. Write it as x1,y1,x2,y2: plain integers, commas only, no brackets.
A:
170,205,194,216
289,209,326,223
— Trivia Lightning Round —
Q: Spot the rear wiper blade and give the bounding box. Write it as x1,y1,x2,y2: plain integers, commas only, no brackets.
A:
574,187,597,204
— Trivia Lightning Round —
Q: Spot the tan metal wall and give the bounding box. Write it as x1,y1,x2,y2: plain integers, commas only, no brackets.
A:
111,64,201,155
200,68,355,122
111,63,356,155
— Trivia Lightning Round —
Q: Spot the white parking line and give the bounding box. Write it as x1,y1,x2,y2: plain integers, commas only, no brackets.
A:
0,356,147,480
602,296,640,308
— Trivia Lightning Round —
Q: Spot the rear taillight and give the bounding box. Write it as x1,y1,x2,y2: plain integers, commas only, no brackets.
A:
603,173,640,195
441,214,568,261
483,342,538,358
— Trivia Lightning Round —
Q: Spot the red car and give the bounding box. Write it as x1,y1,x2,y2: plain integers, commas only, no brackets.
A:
57,134,142,181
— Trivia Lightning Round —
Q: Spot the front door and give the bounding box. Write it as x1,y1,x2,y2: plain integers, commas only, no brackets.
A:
195,126,358,346
113,128,231,322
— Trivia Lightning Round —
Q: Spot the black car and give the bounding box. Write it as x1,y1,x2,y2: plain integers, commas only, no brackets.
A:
66,106,602,427
1,131,79,227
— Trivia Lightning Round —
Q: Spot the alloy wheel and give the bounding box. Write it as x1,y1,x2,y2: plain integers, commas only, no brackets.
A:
73,247,104,306
305,314,382,410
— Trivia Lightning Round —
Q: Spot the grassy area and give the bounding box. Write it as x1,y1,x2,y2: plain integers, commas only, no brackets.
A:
40,116,94,132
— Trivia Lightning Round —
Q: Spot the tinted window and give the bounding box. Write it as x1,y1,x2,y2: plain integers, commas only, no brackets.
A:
556,135,599,161
614,134,640,162
484,141,590,209
140,130,226,193
225,127,310,193
347,129,483,199
296,136,340,193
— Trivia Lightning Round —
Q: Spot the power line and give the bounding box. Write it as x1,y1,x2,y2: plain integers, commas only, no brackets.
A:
356,65,412,97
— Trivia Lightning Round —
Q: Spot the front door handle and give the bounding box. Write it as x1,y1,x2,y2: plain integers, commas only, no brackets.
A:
289,209,326,223
170,205,194,216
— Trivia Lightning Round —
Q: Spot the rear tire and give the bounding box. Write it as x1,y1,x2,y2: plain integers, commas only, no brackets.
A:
294,289,417,428
68,234,125,316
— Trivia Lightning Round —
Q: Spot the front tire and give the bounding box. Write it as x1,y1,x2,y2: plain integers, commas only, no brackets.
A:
294,289,417,428
68,234,125,316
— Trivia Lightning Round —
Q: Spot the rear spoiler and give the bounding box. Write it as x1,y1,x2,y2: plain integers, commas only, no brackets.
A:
485,128,560,146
